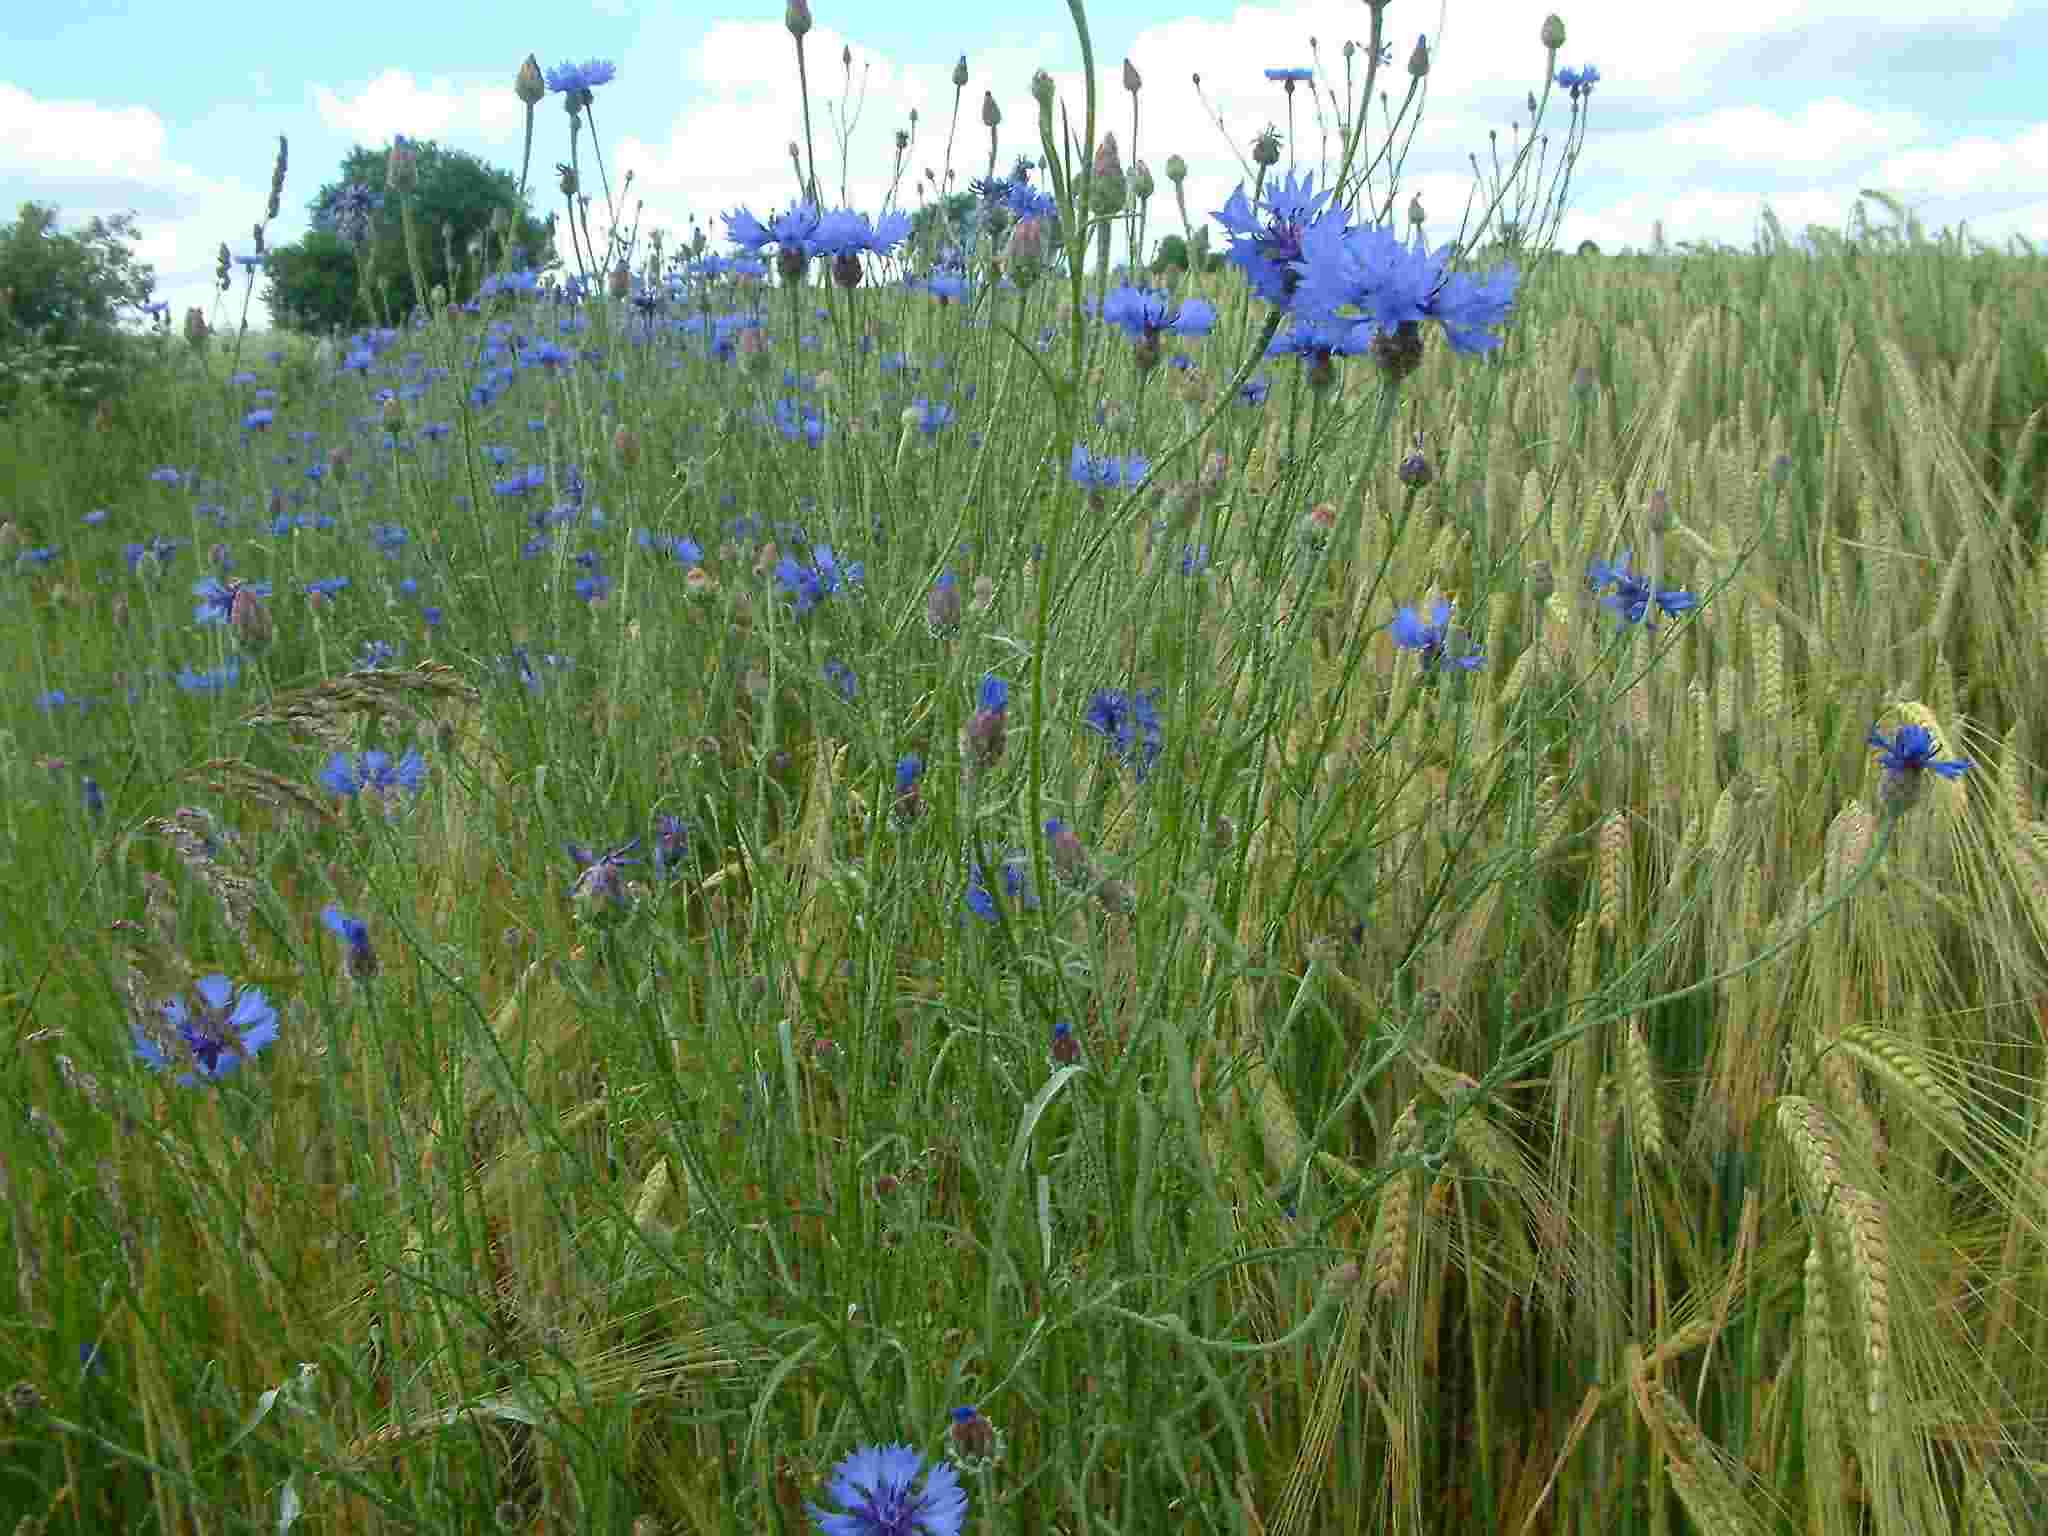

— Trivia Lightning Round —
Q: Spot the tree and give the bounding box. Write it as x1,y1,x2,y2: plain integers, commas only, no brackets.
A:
263,140,549,333
1149,233,1190,278
0,201,157,410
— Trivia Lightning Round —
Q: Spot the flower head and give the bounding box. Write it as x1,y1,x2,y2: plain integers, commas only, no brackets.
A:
1213,171,1337,308
1869,722,1969,812
1293,219,1520,358
545,59,617,99
321,905,378,979
1082,687,1165,782
134,975,279,1085
1391,600,1483,671
1586,550,1696,629
808,1443,967,1536
567,838,642,915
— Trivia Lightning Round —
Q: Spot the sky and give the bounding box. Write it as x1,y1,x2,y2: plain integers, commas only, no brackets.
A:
5,0,2044,330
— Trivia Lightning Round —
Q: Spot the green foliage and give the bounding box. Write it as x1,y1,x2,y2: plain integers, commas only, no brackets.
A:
263,140,549,333
0,201,156,412
908,190,977,257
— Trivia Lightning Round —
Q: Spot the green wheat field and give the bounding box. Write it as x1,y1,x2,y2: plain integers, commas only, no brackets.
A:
4,6,2048,1532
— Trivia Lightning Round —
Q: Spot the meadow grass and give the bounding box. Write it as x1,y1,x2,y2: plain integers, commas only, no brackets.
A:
4,8,2048,1533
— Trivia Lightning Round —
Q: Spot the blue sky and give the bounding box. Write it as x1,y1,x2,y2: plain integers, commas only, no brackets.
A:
6,0,2043,329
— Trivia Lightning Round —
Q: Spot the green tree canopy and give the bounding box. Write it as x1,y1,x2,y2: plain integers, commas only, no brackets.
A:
263,140,550,333
0,201,156,409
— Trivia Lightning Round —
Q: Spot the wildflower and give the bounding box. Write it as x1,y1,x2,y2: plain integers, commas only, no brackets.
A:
894,754,925,823
243,408,274,431
1050,1020,1080,1064
949,1405,1000,1463
566,839,641,915
81,776,104,818
192,576,272,626
1069,443,1150,499
807,1443,967,1536
1587,550,1696,628
1100,284,1216,370
1869,722,1969,812
965,674,1010,767
824,658,859,700
1391,600,1483,671
1238,373,1270,407
303,576,351,600
174,658,241,694
965,854,1036,922
544,58,617,101
1555,64,1601,103
1292,218,1521,360
1082,688,1164,781
321,905,378,979
653,814,691,877
1213,170,1338,308
910,398,954,436
1044,817,1090,883
1266,318,1366,392
320,750,428,800
1264,66,1314,84
813,208,914,287
927,569,962,634
133,975,279,1085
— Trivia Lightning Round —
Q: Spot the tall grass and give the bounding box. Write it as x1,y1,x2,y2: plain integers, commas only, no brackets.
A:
3,5,2048,1532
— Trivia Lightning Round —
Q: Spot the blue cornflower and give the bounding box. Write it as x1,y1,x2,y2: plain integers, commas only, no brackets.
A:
174,658,241,694
81,776,104,817
321,750,427,799
824,658,859,700
1587,551,1697,628
808,1443,967,1536
653,814,691,877
359,639,396,668
545,59,618,97
1292,219,1521,358
1869,722,1969,808
321,905,378,979
965,855,1036,923
304,576,351,599
893,754,925,823
966,674,1010,767
1238,373,1270,406
1069,443,1151,495
1213,170,1338,308
812,208,914,259
1082,687,1165,782
1391,600,1484,671
567,838,641,913
1264,66,1314,82
1556,64,1601,102
1099,285,1217,347
191,576,272,626
724,202,822,259
243,408,274,431
133,974,279,1085
1050,1019,1080,1063
911,398,954,436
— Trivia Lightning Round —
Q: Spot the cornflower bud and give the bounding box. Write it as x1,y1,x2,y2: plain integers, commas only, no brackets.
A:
184,308,211,347
382,395,405,431
1088,133,1125,215
1165,153,1187,184
981,91,1000,128
777,244,808,283
1030,70,1055,110
895,127,910,151
833,251,864,289
1408,35,1431,79
1398,434,1433,487
230,585,273,648
608,263,630,300
1051,1021,1080,1064
558,163,579,197
927,570,962,633
1122,58,1142,93
952,55,969,88
1541,13,1567,51
1372,318,1425,383
387,135,418,194
786,0,813,39
613,425,640,467
1252,126,1281,167
1408,193,1426,227
1131,160,1154,200
1004,216,1047,288
516,55,546,107
1646,487,1671,533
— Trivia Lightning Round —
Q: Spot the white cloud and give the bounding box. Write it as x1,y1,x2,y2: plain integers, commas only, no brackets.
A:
309,69,525,152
